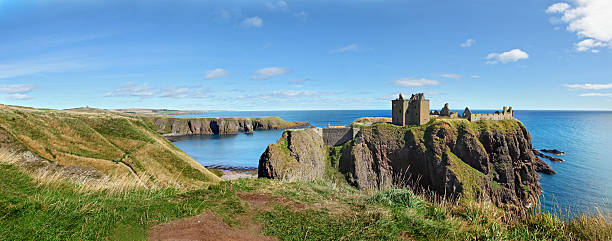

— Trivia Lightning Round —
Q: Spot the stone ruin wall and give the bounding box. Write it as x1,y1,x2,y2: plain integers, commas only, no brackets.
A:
313,127,360,146
469,112,514,121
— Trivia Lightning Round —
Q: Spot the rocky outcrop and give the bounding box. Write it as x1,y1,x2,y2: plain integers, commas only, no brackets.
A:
540,149,565,155
144,117,310,137
259,119,552,212
339,121,546,210
258,129,327,182
534,149,564,162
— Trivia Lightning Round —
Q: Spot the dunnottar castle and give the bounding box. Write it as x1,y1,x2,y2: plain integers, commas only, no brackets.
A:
392,93,514,126
313,93,514,147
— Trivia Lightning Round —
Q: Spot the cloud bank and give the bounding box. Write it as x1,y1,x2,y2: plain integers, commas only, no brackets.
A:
546,0,612,52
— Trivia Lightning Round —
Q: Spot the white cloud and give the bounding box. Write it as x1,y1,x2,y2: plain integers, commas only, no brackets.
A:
205,68,229,80
436,73,461,79
159,87,206,99
546,2,571,13
330,44,361,53
393,77,440,87
104,83,155,97
4,93,33,100
575,38,607,52
564,83,612,90
0,84,37,94
460,38,475,47
471,75,481,79
486,49,529,64
579,93,612,97
251,67,291,80
546,0,612,52
242,16,263,28
266,0,288,11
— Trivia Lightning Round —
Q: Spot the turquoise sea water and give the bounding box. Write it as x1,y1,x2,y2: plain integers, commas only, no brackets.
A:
172,110,612,215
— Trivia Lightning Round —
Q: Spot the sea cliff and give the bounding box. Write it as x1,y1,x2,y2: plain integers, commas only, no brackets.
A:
142,116,310,137
259,118,554,211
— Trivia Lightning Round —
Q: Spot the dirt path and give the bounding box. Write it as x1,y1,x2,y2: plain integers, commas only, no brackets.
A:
148,193,280,241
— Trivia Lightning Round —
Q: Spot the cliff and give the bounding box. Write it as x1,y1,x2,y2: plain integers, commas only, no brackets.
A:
0,105,222,188
141,116,310,137
259,118,554,211
258,128,328,182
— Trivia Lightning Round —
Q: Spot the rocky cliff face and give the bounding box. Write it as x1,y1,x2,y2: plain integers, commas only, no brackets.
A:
144,117,310,136
258,128,328,182
259,119,553,211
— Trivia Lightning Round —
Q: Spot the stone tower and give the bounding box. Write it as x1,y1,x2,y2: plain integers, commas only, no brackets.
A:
392,93,430,126
406,93,430,125
392,94,410,126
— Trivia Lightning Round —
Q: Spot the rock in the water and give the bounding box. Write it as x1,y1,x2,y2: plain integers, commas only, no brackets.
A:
534,157,556,174
534,149,564,162
540,149,565,155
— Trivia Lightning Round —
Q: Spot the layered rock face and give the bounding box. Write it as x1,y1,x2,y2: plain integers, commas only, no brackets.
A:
145,117,310,136
259,119,553,211
258,129,328,182
341,121,548,210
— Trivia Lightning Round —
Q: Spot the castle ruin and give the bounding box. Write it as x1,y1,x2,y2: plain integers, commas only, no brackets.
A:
392,93,430,126
391,93,514,126
462,106,514,122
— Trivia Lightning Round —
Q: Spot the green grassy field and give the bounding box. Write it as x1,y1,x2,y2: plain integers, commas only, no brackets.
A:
1,154,609,240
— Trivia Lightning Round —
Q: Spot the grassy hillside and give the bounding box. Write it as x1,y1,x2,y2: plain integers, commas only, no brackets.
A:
0,104,221,188
0,149,609,240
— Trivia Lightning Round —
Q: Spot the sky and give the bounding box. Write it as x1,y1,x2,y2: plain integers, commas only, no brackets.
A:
1,0,611,111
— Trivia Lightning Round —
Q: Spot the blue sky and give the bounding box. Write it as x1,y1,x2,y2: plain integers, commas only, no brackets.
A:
1,0,611,110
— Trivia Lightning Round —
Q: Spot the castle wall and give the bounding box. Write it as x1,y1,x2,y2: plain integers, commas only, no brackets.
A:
469,112,514,121
314,127,360,146
406,99,430,125
392,99,409,126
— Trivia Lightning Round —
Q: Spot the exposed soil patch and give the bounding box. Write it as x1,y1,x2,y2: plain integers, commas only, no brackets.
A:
148,210,275,241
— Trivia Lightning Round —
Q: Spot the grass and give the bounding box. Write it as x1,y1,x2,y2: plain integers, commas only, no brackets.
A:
0,153,610,240
0,105,221,189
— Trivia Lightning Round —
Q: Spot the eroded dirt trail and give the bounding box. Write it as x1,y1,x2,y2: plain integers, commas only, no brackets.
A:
148,193,282,241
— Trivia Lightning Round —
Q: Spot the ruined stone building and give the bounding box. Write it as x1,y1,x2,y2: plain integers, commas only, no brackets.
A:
392,93,430,126
462,106,514,121
392,93,514,126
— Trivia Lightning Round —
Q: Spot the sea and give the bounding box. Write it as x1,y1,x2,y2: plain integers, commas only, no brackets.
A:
172,110,612,216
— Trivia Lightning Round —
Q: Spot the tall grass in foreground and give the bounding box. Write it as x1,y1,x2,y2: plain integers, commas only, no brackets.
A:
0,149,146,194
1,148,610,240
